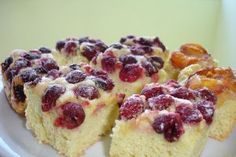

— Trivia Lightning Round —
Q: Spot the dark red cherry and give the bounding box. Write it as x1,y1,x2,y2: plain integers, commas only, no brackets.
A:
1,56,13,72
47,69,62,79
56,40,66,51
170,87,196,100
41,58,59,72
196,100,215,125
176,104,202,124
74,85,100,100
141,85,165,99
54,102,85,129
119,64,143,82
148,94,174,110
198,88,217,104
119,95,145,120
65,70,87,84
19,69,39,83
119,55,137,65
101,52,117,73
152,113,184,142
42,85,66,112
39,47,52,54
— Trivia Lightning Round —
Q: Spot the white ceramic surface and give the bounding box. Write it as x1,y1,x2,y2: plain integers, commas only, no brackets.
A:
0,74,236,157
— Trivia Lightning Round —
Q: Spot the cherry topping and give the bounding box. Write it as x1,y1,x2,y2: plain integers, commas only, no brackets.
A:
138,37,153,46
78,37,107,50
196,100,215,125
89,69,114,91
47,69,62,79
141,61,157,76
56,40,66,51
39,47,51,54
141,85,165,99
54,102,85,129
148,94,174,110
149,56,164,69
65,70,87,84
119,64,143,82
74,85,100,100
42,85,66,112
90,69,108,77
19,69,39,83
23,51,41,60
41,58,59,72
64,41,77,55
15,58,31,68
119,55,137,65
6,69,17,82
27,77,42,86
120,95,145,120
81,45,97,61
1,56,13,72
176,104,202,124
170,87,196,100
153,37,166,51
78,37,90,43
120,35,135,43
130,46,153,55
93,76,114,91
101,52,117,73
81,45,99,61
94,41,108,52
13,85,26,102
152,113,184,142
6,58,31,82
198,88,217,104
110,44,124,50
33,67,44,74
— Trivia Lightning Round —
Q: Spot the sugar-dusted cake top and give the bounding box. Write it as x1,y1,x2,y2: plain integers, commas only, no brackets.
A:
119,80,216,142
30,64,116,130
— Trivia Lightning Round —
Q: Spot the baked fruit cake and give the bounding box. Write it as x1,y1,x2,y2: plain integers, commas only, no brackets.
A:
0,37,108,115
1,48,58,114
182,67,236,141
166,43,217,80
92,36,169,100
25,64,118,157
110,80,216,157
1,35,236,157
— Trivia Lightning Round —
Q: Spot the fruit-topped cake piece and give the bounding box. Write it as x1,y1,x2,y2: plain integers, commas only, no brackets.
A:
24,64,119,157
1,48,58,114
54,37,108,66
110,80,216,157
166,43,217,80
92,36,169,100
183,67,236,140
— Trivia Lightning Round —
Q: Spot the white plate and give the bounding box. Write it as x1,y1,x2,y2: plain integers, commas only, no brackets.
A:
0,76,236,157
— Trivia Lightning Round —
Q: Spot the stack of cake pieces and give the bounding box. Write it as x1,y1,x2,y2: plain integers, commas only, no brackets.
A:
1,35,236,157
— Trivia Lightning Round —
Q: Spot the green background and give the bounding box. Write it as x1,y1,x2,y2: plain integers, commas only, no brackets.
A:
0,0,235,68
